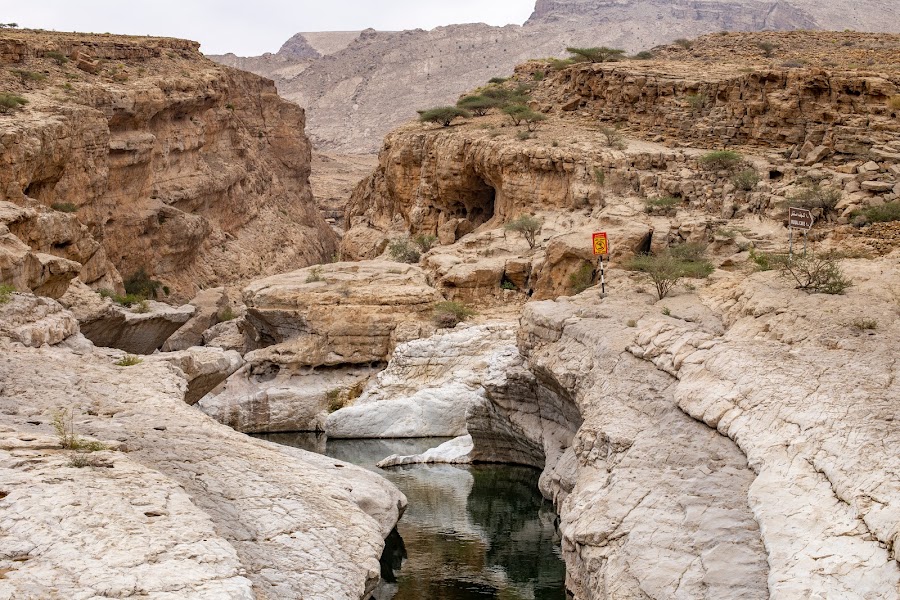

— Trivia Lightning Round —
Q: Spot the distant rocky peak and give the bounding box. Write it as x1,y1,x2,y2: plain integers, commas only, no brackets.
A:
277,33,321,59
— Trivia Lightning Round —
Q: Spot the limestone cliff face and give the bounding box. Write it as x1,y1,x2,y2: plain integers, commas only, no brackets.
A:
0,30,337,300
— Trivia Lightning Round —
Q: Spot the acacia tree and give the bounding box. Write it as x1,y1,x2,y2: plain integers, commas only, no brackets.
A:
505,215,543,248
456,95,500,116
566,46,626,63
418,106,471,127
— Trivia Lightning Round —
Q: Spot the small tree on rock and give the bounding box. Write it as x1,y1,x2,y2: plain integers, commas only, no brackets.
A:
566,47,626,63
505,215,543,249
628,245,714,299
456,95,500,116
418,106,471,127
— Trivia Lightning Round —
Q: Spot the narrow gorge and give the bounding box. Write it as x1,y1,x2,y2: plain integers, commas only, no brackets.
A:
2,21,900,600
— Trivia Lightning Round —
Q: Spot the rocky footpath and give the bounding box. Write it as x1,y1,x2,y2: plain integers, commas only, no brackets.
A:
0,30,337,301
0,293,407,599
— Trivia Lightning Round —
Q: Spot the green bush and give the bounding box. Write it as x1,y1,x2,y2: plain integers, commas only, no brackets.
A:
517,130,533,141
0,93,28,113
853,201,900,224
504,214,543,248
500,280,517,291
456,95,501,116
482,84,532,108
432,301,475,328
44,51,69,65
124,269,162,299
699,150,742,171
51,202,78,213
98,288,147,307
115,355,143,367
757,42,776,57
11,70,46,85
548,58,576,70
599,125,627,150
488,77,508,84
305,266,325,283
569,262,595,294
787,183,842,212
325,389,346,413
218,306,236,322
779,252,852,294
644,196,682,213
533,70,545,81
0,283,14,304
749,248,787,271
732,169,760,191
418,106,471,127
674,38,694,50
388,238,422,263
632,51,654,60
628,246,714,299
503,104,532,126
413,233,438,252
851,318,877,331
566,47,626,63
686,94,707,112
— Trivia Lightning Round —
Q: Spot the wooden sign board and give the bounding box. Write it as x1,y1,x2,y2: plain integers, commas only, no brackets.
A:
592,232,609,256
789,207,814,230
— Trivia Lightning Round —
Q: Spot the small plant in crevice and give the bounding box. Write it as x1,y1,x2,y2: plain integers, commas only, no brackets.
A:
851,318,877,331
0,284,14,304
218,306,236,322
305,266,325,283
504,215,543,249
593,167,606,187
432,301,475,328
685,94,707,112
644,196,682,214
500,279,517,291
661,306,672,316
115,355,143,367
569,262,595,294
52,407,109,452
626,319,637,327
325,389,347,413
50,202,78,213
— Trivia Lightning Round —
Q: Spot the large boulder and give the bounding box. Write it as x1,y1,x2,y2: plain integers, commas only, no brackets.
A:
149,347,244,405
242,261,442,367
161,287,229,352
0,293,79,347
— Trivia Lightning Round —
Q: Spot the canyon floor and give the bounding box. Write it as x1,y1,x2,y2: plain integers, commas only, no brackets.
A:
2,27,900,600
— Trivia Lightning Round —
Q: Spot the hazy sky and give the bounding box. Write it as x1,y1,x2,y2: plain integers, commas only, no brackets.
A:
6,1,537,56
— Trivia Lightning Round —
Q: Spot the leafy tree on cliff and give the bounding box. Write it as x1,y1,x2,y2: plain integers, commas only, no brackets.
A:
456,95,501,116
566,47,626,63
505,215,543,249
418,106,471,127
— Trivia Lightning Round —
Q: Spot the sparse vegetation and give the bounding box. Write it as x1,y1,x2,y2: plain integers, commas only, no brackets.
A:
98,289,147,308
749,248,785,272
0,23,19,29
305,266,325,283
686,94,707,112
218,306,236,322
628,245,714,299
569,262,595,294
673,38,694,50
757,42,777,57
732,169,760,191
852,201,900,224
413,233,438,253
124,269,162,299
548,58,575,70
779,252,853,294
566,46,626,63
851,318,878,331
418,106,471,127
11,70,46,86
51,202,78,213
115,355,143,367
0,284,14,304
533,70,545,81
593,167,606,187
504,214,543,249
599,125,627,150
432,301,475,328
632,51,654,60
699,150,743,171
325,389,346,413
517,130,533,141
662,306,672,316
388,237,422,263
0,93,28,113
488,77,508,84
44,51,69,66
644,196,682,214
626,319,637,327
481,84,533,108
456,95,501,116
500,280,517,291
52,408,109,452
503,104,543,127
787,183,842,213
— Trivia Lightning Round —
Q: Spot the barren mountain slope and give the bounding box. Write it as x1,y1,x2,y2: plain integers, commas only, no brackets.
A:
210,0,900,153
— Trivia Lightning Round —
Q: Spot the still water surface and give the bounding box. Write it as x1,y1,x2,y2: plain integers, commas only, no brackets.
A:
257,434,568,600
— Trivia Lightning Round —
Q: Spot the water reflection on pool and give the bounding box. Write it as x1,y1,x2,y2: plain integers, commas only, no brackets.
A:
256,434,568,600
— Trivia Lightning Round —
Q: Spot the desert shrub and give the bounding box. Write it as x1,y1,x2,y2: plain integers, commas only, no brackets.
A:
218,306,236,321
749,248,787,271
599,125,627,150
628,246,714,299
503,104,535,126
524,111,547,131
593,167,606,187
0,284,14,304
51,202,78,212
548,58,575,70
305,266,325,283
98,289,146,307
517,130,533,141
851,318,877,331
325,389,346,413
667,242,709,263
644,196,681,213
432,301,475,328
500,280,517,291
115,355,143,367
788,183,842,212
44,51,69,65
482,84,532,108
673,38,694,50
853,201,900,224
699,150,742,171
533,70,545,81
413,233,438,252
779,252,852,294
626,319,637,327
757,42,776,57
11,70,46,86
569,262,595,294
566,46,626,63
0,93,28,113
632,51,654,60
124,269,162,299
732,169,760,191
488,77,508,84
686,94,707,112
456,95,501,116
505,214,543,248
131,299,150,313
418,106,471,127
388,237,421,263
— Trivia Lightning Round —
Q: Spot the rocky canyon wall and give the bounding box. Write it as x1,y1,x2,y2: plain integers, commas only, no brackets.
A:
0,30,337,301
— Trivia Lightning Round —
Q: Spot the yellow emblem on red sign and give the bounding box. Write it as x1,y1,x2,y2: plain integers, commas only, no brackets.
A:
592,232,609,256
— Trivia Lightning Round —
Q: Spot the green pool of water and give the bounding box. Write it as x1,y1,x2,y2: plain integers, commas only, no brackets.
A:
256,434,568,600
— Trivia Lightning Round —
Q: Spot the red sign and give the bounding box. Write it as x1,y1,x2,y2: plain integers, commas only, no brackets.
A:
592,232,609,256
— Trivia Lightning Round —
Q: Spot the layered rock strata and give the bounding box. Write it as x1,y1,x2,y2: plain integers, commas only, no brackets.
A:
0,30,337,300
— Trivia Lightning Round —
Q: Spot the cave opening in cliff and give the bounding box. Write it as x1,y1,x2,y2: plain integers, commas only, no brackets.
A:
446,175,496,229
635,229,653,255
